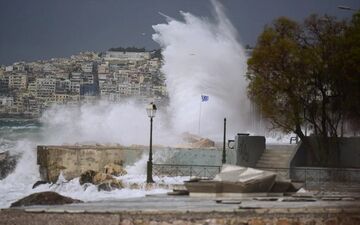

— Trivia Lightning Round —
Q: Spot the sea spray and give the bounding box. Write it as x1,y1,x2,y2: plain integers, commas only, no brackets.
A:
39,100,183,146
152,0,250,139
0,139,40,208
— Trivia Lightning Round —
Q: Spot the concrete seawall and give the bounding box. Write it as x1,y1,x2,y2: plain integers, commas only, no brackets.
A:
37,145,225,183
37,145,145,182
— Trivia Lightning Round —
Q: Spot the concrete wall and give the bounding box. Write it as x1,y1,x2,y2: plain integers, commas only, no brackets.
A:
37,145,225,183
38,139,272,183
290,137,360,168
37,145,145,182
159,147,224,165
290,166,360,187
233,134,265,167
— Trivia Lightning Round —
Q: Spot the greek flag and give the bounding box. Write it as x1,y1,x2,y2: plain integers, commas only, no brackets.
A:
201,95,209,102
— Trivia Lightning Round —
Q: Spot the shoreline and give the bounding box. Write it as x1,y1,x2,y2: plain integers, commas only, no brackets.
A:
0,114,39,120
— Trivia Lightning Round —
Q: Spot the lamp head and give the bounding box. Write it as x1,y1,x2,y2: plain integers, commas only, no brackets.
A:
146,102,157,118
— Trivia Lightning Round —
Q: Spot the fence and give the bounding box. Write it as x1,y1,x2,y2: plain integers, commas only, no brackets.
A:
153,163,221,179
153,163,360,191
256,166,360,190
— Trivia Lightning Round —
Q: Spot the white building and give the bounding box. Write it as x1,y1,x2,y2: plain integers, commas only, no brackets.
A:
0,96,14,107
5,66,13,72
104,51,151,62
35,78,56,98
8,74,27,90
81,62,93,73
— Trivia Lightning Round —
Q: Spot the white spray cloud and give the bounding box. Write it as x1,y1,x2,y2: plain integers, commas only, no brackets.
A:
152,0,250,139
40,101,149,145
40,100,182,146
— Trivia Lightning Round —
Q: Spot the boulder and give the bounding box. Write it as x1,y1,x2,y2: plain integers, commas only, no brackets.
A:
92,172,113,185
98,179,124,191
191,138,215,148
79,170,97,185
32,181,48,189
181,132,202,143
10,191,82,207
179,132,215,148
104,163,127,176
129,183,141,189
79,170,124,191
0,151,19,179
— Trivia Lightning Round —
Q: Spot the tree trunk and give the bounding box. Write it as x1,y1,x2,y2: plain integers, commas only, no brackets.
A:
294,124,319,166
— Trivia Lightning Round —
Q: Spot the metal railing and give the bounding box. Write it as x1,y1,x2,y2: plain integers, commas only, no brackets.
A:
256,166,360,190
153,163,221,178
153,163,360,191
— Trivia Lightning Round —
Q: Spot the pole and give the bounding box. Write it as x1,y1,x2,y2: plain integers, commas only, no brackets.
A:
222,118,227,164
147,117,154,183
198,99,202,135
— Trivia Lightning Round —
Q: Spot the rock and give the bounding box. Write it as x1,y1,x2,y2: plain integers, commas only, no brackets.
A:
32,181,48,189
98,179,124,191
104,163,127,176
79,170,97,185
79,170,123,191
191,138,215,148
270,180,295,193
92,172,113,185
129,144,147,149
179,132,215,148
0,152,6,161
129,183,142,189
82,183,92,190
0,151,19,179
181,132,202,143
10,191,82,207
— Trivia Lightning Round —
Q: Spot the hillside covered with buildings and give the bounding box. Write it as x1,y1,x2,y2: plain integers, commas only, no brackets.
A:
0,50,166,118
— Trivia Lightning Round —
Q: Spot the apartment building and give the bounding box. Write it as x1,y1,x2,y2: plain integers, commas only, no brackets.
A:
8,74,27,90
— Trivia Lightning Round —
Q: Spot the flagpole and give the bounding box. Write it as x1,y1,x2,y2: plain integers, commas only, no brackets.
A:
198,96,202,135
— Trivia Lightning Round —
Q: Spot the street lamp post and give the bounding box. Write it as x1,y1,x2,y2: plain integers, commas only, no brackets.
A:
222,118,227,164
146,102,157,183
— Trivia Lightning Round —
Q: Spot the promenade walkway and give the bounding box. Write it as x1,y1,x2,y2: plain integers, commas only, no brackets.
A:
1,194,360,225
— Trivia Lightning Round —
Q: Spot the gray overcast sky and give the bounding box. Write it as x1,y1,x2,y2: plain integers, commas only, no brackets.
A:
0,0,359,65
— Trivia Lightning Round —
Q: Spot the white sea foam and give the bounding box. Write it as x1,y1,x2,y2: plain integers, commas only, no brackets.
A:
0,146,187,208
31,163,187,204
0,140,40,208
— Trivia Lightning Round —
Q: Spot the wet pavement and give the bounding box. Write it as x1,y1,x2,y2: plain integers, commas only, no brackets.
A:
6,194,360,214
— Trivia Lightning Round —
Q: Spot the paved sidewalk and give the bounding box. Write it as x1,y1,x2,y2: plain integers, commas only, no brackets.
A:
1,194,360,225
4,194,360,213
